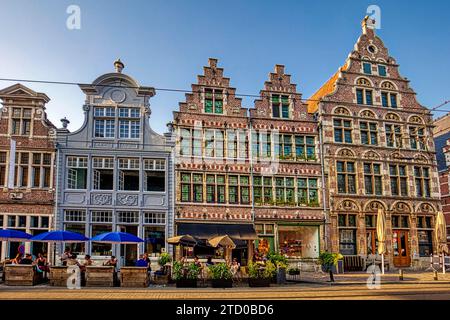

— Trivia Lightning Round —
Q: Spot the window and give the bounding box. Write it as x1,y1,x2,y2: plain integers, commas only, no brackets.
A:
205,130,225,158
67,156,88,189
364,163,382,195
227,130,238,158
144,159,165,192
11,108,32,135
64,210,86,222
94,107,115,117
338,214,357,255
0,152,7,187
204,88,223,114
274,177,294,206
272,95,290,119
180,128,192,156
337,161,356,194
391,214,409,228
192,129,202,156
356,88,373,105
228,175,238,204
390,165,408,196
32,153,51,188
91,224,112,256
94,119,115,138
416,215,433,256
118,158,140,191
278,134,293,159
8,216,16,228
381,92,397,108
92,157,114,190
378,65,387,76
297,178,319,206
206,174,226,204
64,223,86,254
119,120,140,139
193,174,203,202
144,226,166,254
409,126,426,150
18,216,26,228
181,173,191,202
144,212,166,224
240,176,250,204
30,216,39,228
15,152,29,188
238,131,248,159
294,136,315,160
91,211,113,223
360,121,378,145
41,217,49,228
117,211,139,224
334,119,352,143
414,166,431,197
261,133,271,158
385,124,403,148
363,62,372,74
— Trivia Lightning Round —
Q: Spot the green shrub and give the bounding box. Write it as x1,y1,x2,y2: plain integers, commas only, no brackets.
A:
158,253,172,266
267,252,288,269
186,262,201,280
208,263,233,280
247,261,260,279
263,261,277,279
172,261,184,281
318,252,343,270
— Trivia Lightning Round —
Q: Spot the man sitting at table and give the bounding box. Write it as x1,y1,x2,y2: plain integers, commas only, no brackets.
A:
19,254,34,265
135,254,149,267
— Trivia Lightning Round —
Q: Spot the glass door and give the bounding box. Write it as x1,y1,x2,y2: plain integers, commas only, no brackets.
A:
393,230,410,267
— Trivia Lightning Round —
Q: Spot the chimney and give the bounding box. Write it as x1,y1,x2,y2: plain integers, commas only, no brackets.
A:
361,15,376,35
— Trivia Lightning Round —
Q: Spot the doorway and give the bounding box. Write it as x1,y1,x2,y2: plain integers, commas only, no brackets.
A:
393,230,410,267
118,225,138,266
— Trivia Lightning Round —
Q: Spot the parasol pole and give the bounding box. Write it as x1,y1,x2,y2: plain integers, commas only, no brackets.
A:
381,252,385,275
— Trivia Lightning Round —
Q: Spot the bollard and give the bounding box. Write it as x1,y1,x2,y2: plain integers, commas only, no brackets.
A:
434,270,438,281
399,269,403,281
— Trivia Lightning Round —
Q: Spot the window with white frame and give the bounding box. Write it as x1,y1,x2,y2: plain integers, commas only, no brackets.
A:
91,211,113,223
205,129,225,158
67,156,88,189
15,152,29,188
144,159,165,192
144,212,166,224
118,158,140,191
119,108,140,139
117,211,139,224
0,152,7,187
64,210,86,222
11,108,32,135
32,153,51,188
92,157,114,190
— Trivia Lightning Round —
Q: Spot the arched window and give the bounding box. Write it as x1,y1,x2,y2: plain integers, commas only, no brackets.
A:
355,78,373,106
380,82,398,108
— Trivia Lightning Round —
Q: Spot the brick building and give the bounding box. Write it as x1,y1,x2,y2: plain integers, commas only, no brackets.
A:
172,59,324,264
309,17,441,268
0,84,56,261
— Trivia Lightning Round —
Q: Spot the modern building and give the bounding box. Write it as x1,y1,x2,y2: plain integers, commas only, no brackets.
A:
0,84,56,261
309,17,441,268
55,60,175,266
172,59,324,264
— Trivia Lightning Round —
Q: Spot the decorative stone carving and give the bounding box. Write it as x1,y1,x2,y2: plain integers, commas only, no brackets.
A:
393,202,410,213
365,151,380,160
367,201,384,212
360,110,376,118
110,89,127,103
82,104,90,112
337,148,355,157
419,203,434,213
333,106,351,115
188,104,197,110
385,113,400,121
117,194,138,206
91,193,112,205
337,200,358,212
409,116,423,124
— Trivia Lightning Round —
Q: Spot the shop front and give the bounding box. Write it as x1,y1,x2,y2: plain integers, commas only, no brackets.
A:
277,223,320,259
176,223,257,265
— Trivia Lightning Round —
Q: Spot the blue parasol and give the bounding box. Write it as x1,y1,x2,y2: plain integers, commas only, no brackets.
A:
30,230,89,243
90,232,144,244
0,229,33,241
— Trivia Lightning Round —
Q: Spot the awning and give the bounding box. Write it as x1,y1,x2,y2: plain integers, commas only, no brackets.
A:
177,223,257,241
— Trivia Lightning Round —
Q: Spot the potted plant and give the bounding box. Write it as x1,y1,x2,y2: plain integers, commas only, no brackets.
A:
287,267,300,276
208,263,233,288
157,253,172,274
248,261,276,287
267,252,288,284
172,261,200,288
318,252,343,282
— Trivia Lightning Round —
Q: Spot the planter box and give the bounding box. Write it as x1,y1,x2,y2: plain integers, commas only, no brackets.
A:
176,279,197,288
211,279,233,288
4,265,39,286
120,267,149,287
86,266,115,287
49,266,70,286
248,278,271,287
153,273,170,285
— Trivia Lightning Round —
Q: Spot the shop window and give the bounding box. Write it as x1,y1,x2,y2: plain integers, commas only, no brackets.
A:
67,156,88,189
278,225,319,258
337,161,356,194
64,224,85,255
118,158,140,191
272,94,290,119
144,226,166,254
417,215,433,257
364,163,383,195
409,126,426,150
11,107,31,135
0,152,7,187
366,229,378,255
338,223,357,256
91,224,112,256
204,88,223,114
144,159,165,192
334,119,352,143
389,165,408,196
92,157,114,190
414,166,431,198
360,121,378,145
385,124,403,148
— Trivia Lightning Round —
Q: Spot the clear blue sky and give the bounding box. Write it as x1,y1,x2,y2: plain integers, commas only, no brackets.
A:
0,0,449,134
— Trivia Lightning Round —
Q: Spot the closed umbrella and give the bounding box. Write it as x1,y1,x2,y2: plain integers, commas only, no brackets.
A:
90,232,144,244
376,208,386,274
435,211,448,274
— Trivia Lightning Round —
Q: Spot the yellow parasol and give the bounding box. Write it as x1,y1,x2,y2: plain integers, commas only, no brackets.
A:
376,208,386,274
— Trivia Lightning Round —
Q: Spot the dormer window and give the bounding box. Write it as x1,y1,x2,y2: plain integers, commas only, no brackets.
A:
272,94,290,119
11,108,32,135
204,88,223,114
94,108,115,138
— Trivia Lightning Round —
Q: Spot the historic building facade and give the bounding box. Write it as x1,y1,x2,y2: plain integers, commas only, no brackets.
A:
172,59,324,264
55,60,175,266
0,84,56,261
309,17,441,267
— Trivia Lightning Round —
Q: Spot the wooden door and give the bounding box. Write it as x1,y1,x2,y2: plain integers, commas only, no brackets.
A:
393,230,410,267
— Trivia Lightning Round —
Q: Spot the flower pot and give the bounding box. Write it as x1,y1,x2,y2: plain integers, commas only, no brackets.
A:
248,278,271,287
176,279,197,288
276,268,286,284
211,279,233,288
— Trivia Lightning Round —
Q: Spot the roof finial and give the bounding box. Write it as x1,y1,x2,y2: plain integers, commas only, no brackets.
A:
114,59,124,73
362,15,376,34
60,117,70,129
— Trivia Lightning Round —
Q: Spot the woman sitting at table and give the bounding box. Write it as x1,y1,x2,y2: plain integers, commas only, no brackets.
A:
103,256,118,268
35,253,49,272
12,253,23,265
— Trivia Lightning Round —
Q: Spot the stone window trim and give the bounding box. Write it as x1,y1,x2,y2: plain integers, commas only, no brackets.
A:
409,126,427,151
64,209,87,223
333,118,353,144
90,210,113,223
203,87,225,114
414,166,431,198
359,120,378,146
271,94,291,119
389,164,409,197
336,160,357,195
363,162,383,196
10,107,33,136
385,123,404,148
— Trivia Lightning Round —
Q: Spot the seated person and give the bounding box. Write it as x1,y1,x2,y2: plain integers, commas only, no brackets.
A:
35,253,49,272
231,258,241,276
103,256,118,267
66,254,81,267
19,254,34,265
12,253,23,265
135,254,149,267
80,254,93,272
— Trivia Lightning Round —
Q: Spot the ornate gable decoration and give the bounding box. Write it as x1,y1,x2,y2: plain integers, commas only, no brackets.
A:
334,106,351,116
337,200,358,212
409,116,424,124
385,113,400,121
356,78,371,87
381,81,396,90
393,202,410,213
367,201,385,212
360,109,376,118
337,148,355,158
364,150,380,160
419,203,435,213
